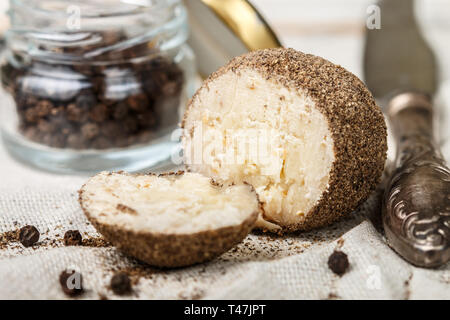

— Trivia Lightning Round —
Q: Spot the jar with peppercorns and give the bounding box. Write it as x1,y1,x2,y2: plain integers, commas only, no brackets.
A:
0,0,196,173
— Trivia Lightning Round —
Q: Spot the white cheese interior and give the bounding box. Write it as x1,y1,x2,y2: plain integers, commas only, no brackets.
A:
81,172,259,234
183,69,335,229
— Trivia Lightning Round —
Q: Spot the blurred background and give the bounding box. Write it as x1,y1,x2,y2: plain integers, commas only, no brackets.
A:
2,0,448,80
254,0,450,83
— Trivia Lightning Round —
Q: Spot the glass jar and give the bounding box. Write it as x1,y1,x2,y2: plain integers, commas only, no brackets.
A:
0,0,196,174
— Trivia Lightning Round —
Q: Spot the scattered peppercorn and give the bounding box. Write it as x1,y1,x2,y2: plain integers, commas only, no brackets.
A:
18,225,40,247
328,250,349,276
59,270,84,297
64,230,83,246
110,272,132,295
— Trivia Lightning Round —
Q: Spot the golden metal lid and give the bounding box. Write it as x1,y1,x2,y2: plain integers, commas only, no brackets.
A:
183,0,282,77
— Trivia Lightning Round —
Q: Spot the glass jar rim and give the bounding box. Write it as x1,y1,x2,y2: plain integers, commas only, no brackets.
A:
10,0,182,19
5,0,189,64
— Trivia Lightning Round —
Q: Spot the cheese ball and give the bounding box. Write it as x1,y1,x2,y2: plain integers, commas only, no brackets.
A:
182,48,387,232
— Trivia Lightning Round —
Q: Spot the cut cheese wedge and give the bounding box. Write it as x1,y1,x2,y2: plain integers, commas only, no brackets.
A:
79,171,259,267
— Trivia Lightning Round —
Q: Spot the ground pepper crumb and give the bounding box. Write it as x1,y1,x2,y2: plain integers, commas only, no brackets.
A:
81,237,111,248
0,230,19,249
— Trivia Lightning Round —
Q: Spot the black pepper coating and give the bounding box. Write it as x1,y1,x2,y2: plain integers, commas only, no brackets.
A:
328,250,349,276
19,225,40,247
182,48,388,232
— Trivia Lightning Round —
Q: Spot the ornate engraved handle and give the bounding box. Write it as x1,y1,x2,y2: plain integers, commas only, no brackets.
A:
383,92,450,268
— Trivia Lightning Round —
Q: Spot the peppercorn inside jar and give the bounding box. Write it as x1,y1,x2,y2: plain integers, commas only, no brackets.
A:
0,0,196,173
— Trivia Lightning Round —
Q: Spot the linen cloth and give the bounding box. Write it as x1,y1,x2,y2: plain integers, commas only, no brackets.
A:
0,82,449,300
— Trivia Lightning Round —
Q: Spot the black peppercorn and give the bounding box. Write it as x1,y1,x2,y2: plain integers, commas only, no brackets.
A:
123,116,139,134
127,93,148,112
89,104,108,122
76,93,97,110
35,100,53,117
24,108,40,123
81,122,100,140
37,119,56,133
59,270,84,297
113,102,129,120
64,230,83,246
66,103,87,122
91,136,112,149
328,250,349,276
110,272,132,295
19,225,40,247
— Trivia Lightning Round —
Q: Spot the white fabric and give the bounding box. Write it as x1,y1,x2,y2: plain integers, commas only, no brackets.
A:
0,82,449,300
